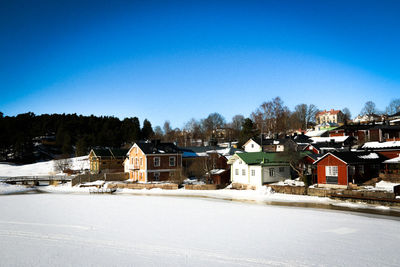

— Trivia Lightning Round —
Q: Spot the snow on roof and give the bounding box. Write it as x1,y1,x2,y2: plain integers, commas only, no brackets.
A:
310,136,349,143
209,169,226,175
358,153,379,159
362,141,400,149
305,130,327,137
384,156,400,164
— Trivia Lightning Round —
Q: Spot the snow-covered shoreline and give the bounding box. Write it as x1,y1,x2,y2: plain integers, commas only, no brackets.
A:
29,182,397,214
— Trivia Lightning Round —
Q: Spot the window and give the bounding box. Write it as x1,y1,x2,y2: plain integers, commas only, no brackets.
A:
140,157,143,166
135,157,138,167
242,169,246,176
251,144,254,148
325,166,338,184
326,166,338,176
269,168,274,177
154,172,160,181
235,169,239,175
154,157,160,167
239,160,242,164
169,156,176,166
279,167,284,172
251,169,255,176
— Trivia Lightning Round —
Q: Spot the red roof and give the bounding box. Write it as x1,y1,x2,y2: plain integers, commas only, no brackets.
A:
316,109,341,116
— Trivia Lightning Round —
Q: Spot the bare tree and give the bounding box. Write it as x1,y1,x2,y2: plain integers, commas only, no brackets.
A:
361,101,377,115
251,97,290,137
294,104,318,130
163,121,172,140
201,113,226,139
153,126,163,139
386,99,400,115
230,115,245,131
342,107,352,122
53,158,72,173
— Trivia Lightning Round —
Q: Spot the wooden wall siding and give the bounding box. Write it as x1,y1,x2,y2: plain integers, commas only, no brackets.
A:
377,151,400,159
330,132,345,137
89,157,124,173
146,155,182,170
370,129,380,142
317,155,348,186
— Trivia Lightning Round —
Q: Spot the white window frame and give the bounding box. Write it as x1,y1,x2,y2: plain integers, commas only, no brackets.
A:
242,169,246,176
154,157,160,167
251,169,255,176
326,166,338,176
269,168,274,177
235,169,239,175
169,156,176,167
154,172,160,181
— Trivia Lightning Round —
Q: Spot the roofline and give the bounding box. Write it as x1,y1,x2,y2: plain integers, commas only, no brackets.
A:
303,144,321,153
242,138,257,148
312,152,348,165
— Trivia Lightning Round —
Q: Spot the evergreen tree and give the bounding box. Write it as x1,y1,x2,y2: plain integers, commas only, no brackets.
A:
238,118,259,147
141,119,154,140
75,137,88,156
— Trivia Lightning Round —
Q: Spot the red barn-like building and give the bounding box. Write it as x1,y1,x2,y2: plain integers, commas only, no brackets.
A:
314,152,386,187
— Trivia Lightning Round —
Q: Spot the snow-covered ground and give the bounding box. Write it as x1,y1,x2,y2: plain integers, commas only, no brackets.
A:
0,193,399,266
0,156,89,177
0,183,35,194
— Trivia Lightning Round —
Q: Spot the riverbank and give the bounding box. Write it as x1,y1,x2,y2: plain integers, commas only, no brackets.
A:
1,193,399,266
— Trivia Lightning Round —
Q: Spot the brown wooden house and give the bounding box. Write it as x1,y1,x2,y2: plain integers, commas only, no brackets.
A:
127,141,182,182
89,148,128,174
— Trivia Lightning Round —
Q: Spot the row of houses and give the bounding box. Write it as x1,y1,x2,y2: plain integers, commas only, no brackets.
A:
87,112,400,189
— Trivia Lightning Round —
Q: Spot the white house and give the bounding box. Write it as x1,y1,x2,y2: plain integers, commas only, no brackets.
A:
227,152,291,186
242,138,262,152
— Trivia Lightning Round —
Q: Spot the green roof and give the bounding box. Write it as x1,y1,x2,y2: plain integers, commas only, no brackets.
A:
236,152,290,166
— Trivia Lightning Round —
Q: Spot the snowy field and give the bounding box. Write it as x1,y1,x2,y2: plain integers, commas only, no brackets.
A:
0,193,399,266
0,156,89,177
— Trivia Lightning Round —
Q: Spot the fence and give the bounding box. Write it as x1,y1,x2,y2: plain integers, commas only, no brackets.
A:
184,184,222,190
71,172,128,186
107,183,178,190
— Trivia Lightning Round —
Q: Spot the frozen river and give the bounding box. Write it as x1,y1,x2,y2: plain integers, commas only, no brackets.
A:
0,193,399,266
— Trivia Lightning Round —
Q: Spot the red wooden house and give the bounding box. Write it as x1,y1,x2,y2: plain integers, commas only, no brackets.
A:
314,151,387,187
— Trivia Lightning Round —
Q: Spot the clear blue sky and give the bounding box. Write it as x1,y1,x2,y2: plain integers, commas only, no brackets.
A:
1,0,400,128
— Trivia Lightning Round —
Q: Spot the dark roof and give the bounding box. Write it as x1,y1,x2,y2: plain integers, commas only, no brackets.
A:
110,149,129,157
305,153,323,161
91,148,128,158
388,111,400,118
370,125,400,130
137,142,181,154
315,151,387,165
312,142,348,150
293,134,311,144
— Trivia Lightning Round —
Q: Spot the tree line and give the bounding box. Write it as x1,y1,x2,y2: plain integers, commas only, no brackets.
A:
1,97,399,163
0,112,153,163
